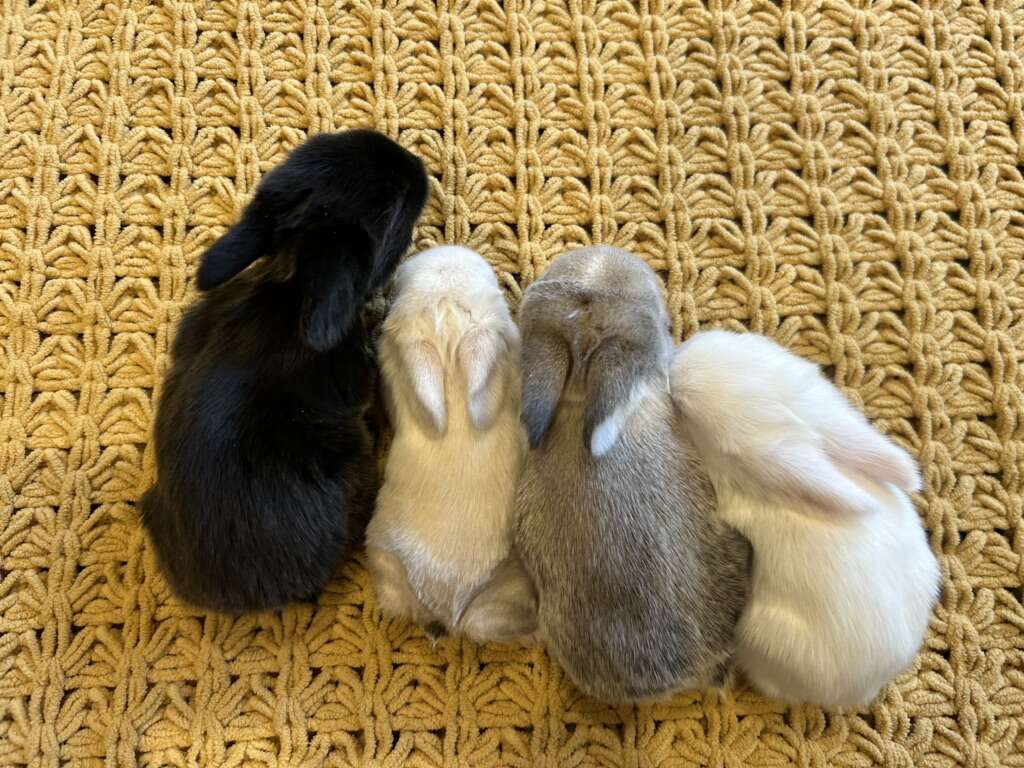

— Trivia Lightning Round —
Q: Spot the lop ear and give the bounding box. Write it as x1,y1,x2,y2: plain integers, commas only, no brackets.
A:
300,195,418,352
736,379,923,505
520,331,570,449
821,415,922,493
298,230,370,351
583,338,662,458
744,433,882,516
401,339,446,435
457,327,510,431
674,393,905,517
196,197,277,291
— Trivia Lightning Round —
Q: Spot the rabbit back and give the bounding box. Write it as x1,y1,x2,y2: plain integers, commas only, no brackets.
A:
516,389,750,702
141,272,378,613
367,246,529,633
368,395,523,626
726,482,938,707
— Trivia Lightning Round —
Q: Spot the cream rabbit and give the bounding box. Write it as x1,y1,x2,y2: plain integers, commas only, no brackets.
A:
671,330,940,708
366,245,537,643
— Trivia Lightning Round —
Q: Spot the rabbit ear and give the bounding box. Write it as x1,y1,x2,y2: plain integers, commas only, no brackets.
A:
196,198,276,291
744,435,882,516
584,339,661,457
457,327,509,431
298,234,367,351
401,339,447,434
821,415,922,493
300,196,416,352
520,331,570,449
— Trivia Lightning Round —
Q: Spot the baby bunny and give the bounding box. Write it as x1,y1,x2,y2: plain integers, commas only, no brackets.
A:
367,246,537,643
514,246,751,702
671,330,940,708
139,130,429,613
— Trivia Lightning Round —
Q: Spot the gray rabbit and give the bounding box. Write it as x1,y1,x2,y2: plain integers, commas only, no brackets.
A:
514,245,750,702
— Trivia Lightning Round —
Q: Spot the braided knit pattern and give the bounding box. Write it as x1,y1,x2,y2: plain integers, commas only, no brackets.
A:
2,0,1023,765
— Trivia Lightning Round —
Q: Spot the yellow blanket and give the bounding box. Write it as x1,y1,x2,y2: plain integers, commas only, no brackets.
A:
2,1,1021,765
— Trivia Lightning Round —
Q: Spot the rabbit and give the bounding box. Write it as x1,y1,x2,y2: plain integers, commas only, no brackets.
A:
139,130,429,613
670,329,940,708
366,245,538,643
514,245,751,702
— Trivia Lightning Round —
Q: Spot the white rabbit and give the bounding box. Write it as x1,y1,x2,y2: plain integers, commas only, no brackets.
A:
670,329,940,709
366,245,537,643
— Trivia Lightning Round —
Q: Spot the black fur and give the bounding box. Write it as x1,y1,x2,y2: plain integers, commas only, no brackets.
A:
139,130,429,613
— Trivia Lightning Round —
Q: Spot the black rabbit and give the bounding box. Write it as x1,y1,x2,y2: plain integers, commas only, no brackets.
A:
139,130,429,612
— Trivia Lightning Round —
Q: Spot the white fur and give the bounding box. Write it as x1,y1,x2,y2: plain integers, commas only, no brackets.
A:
590,379,659,457
366,246,537,642
671,330,940,709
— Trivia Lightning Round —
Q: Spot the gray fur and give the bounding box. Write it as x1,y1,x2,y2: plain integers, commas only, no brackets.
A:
514,246,751,702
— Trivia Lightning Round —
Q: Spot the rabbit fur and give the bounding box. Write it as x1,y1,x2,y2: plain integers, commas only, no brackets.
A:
514,245,751,702
139,130,429,613
367,245,537,643
671,329,940,708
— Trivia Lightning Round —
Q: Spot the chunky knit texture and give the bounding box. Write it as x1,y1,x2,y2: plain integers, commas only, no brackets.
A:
2,0,1023,766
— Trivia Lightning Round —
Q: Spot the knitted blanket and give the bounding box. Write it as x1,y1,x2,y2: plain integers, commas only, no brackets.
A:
2,1,1022,766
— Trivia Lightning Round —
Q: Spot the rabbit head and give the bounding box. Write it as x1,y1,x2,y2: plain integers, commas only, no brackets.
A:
672,330,922,517
196,129,429,351
519,246,672,457
380,245,518,435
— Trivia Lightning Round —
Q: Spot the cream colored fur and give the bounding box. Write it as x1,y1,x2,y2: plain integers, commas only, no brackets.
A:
366,246,536,643
671,330,940,709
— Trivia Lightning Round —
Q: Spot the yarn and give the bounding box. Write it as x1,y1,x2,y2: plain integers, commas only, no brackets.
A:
1,0,1022,766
